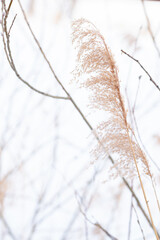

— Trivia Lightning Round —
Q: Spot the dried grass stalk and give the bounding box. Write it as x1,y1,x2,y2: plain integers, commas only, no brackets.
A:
72,18,159,239
72,18,149,179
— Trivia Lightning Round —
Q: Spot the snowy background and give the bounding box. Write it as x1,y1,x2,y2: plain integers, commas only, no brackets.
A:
0,0,160,239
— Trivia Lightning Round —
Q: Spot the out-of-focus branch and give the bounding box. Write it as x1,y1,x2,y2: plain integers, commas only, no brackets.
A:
133,204,146,240
127,181,133,240
17,0,93,130
141,0,160,57
1,2,69,101
0,212,17,240
76,193,118,240
27,190,47,240
121,50,160,91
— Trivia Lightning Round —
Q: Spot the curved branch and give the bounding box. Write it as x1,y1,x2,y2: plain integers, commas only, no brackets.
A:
121,49,160,91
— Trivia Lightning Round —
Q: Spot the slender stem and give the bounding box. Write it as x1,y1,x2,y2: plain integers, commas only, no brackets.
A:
141,0,160,57
121,50,160,92
17,0,93,130
7,0,13,13
126,127,159,240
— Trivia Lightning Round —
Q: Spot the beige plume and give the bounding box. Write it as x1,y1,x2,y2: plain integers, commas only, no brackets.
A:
72,18,150,179
72,19,159,239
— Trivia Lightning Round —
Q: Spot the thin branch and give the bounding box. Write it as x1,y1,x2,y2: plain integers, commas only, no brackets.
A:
76,193,118,240
141,0,160,57
121,49,160,91
127,181,133,240
133,204,146,240
8,14,17,35
131,76,160,170
95,223,118,240
0,212,17,240
7,0,13,13
27,190,47,240
17,0,93,130
1,3,69,101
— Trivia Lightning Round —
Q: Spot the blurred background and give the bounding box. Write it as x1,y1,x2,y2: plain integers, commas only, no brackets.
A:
0,0,160,239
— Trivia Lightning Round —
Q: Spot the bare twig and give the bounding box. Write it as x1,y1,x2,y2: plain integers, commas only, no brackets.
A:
133,204,146,240
1,3,69,101
27,190,47,240
76,193,118,240
7,0,13,13
17,0,93,130
121,49,160,91
127,181,134,240
8,14,17,35
0,212,17,240
141,0,160,57
131,75,160,170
